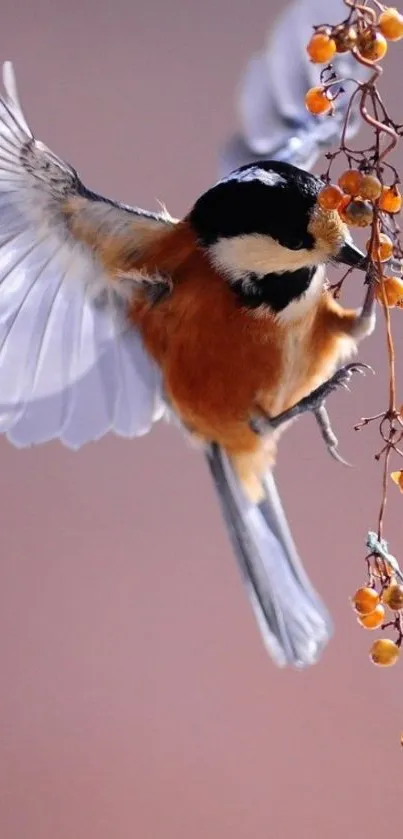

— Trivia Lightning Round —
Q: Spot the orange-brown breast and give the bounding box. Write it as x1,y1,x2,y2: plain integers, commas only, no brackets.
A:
129,225,285,451
128,223,358,460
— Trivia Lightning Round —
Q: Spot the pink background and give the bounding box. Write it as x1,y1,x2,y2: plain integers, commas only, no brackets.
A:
1,1,403,837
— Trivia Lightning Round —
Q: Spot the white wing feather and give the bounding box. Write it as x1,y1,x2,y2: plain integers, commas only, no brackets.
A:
0,61,170,448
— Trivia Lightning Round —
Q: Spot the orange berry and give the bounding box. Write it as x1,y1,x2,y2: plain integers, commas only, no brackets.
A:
359,174,383,200
352,586,380,615
357,603,385,629
378,7,403,41
383,584,403,611
344,199,374,227
318,183,344,210
358,29,388,61
379,186,402,213
391,469,403,491
305,86,333,115
370,638,400,666
307,32,337,63
366,232,394,261
376,275,403,306
338,168,363,196
334,25,358,53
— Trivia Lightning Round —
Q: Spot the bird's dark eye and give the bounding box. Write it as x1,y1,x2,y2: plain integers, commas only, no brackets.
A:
287,239,305,251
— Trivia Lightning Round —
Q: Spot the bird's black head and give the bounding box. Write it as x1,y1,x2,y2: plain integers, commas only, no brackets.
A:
190,160,323,251
188,161,365,313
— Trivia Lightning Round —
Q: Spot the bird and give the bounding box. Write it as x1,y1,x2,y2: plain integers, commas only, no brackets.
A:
0,56,378,670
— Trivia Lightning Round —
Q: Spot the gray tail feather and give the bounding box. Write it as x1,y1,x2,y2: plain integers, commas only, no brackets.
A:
205,443,333,668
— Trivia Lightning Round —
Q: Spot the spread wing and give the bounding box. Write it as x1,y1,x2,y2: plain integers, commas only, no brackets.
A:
220,0,370,175
0,61,176,449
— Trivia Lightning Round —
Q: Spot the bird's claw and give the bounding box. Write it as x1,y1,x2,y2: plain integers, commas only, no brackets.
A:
298,362,373,412
328,447,352,467
249,362,374,465
313,405,352,467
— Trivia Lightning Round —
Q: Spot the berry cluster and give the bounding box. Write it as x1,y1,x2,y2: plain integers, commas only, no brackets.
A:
319,171,403,304
352,576,403,666
305,6,403,114
304,1,403,689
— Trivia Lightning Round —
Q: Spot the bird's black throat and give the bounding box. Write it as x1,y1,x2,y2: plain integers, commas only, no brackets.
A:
230,266,317,313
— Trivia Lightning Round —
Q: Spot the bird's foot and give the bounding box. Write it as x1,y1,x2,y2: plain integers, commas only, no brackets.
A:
249,362,374,465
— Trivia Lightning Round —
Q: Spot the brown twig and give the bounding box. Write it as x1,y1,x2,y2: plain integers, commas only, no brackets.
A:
311,1,403,667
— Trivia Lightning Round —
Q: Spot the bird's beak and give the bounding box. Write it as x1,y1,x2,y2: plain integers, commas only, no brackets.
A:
335,241,368,272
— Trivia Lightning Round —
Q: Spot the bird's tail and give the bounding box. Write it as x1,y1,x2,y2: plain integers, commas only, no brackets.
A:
205,443,333,668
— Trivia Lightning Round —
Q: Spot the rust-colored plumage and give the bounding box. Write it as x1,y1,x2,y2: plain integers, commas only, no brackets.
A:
112,222,365,499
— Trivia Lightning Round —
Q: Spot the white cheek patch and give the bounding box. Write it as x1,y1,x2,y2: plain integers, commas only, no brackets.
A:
209,233,326,281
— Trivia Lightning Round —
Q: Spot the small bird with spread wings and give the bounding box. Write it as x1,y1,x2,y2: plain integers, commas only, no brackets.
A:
0,41,377,669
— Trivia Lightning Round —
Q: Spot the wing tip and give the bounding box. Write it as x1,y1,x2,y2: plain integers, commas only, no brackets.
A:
3,60,16,96
1,58,33,137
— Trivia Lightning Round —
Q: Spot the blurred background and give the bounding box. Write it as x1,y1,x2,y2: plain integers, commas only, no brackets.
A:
1,1,403,837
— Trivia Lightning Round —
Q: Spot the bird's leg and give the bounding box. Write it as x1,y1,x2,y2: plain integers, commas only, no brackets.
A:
249,362,373,464
349,268,377,341
361,274,376,319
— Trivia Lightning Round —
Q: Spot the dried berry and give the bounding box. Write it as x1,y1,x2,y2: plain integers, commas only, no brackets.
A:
359,174,383,200
358,29,388,61
366,233,394,261
334,25,358,53
383,583,403,611
376,276,403,307
378,7,403,41
357,603,385,629
352,587,380,615
338,169,363,196
307,32,337,63
318,183,344,210
305,86,333,115
344,198,373,227
379,185,402,213
370,638,400,666
391,470,403,491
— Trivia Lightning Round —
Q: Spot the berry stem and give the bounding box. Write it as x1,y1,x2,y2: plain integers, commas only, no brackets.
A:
345,0,377,24
311,1,403,672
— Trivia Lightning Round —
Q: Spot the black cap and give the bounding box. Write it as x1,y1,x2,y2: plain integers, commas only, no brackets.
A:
189,160,323,251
